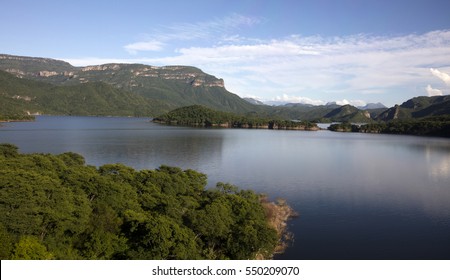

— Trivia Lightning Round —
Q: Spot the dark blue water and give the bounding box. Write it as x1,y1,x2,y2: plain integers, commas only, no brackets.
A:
1,116,450,259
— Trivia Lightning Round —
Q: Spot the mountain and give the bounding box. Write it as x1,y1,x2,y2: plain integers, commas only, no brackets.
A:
376,96,450,121
0,54,76,75
358,102,387,110
0,70,166,118
324,104,372,122
243,97,265,105
0,54,259,115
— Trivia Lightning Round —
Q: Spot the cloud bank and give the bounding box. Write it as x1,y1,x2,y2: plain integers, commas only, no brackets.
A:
123,14,260,54
65,14,450,106
149,30,450,105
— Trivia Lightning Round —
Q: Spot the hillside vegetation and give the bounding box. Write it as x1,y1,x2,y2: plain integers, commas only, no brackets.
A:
0,70,168,118
376,95,450,121
0,144,294,260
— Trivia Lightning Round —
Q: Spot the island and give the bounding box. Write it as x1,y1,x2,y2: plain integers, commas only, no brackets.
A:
153,104,319,130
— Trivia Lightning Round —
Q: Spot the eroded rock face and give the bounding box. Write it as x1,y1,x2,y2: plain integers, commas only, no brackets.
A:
0,54,225,88
130,65,225,87
38,71,59,77
81,64,121,72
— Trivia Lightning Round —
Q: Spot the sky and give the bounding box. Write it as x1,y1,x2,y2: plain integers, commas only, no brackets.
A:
1,0,450,107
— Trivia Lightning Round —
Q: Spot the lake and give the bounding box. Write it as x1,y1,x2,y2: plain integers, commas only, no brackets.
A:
1,116,450,259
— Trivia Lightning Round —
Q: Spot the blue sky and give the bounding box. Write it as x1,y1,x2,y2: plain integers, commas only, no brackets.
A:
1,0,450,106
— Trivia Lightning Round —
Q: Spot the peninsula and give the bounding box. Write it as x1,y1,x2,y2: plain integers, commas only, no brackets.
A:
0,143,295,260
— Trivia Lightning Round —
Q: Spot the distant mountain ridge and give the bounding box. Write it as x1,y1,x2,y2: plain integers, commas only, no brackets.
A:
376,95,450,121
359,102,387,110
0,54,448,122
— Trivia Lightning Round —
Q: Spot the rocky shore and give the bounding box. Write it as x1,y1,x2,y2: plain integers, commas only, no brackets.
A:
258,197,298,259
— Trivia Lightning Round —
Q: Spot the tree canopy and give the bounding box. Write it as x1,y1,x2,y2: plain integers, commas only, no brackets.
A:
0,144,282,260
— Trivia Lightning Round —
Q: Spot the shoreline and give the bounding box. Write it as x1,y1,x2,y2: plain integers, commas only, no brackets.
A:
258,197,298,259
0,116,35,123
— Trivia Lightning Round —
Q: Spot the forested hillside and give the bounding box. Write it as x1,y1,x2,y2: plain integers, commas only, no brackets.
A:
376,95,450,121
0,70,168,118
0,144,292,260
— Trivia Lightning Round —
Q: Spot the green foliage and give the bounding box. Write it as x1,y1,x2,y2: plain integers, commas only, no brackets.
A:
11,236,54,260
328,122,360,132
0,70,163,118
324,105,372,123
0,143,281,259
0,143,19,157
0,223,14,259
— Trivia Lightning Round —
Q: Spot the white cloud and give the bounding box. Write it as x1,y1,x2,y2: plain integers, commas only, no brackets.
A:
123,14,260,54
335,99,367,107
148,30,450,96
272,94,325,106
426,85,443,97
66,28,450,106
430,68,450,86
124,41,165,54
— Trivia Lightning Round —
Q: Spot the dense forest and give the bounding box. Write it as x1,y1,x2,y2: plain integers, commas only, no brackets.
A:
153,105,319,130
0,70,164,119
328,116,450,137
0,144,293,260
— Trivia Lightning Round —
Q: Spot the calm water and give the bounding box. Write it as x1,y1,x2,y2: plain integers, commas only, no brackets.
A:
1,116,450,259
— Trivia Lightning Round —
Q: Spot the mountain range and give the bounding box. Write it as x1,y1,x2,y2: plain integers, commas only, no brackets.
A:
1,54,449,122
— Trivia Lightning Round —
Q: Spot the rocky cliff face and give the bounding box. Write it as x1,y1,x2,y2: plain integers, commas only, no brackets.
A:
0,54,76,73
0,54,224,88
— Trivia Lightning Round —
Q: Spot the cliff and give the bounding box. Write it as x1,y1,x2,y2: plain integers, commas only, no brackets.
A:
0,54,256,116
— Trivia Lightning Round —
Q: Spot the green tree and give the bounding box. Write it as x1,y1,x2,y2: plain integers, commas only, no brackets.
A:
11,236,53,260
0,223,14,259
0,143,19,158
122,210,201,259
